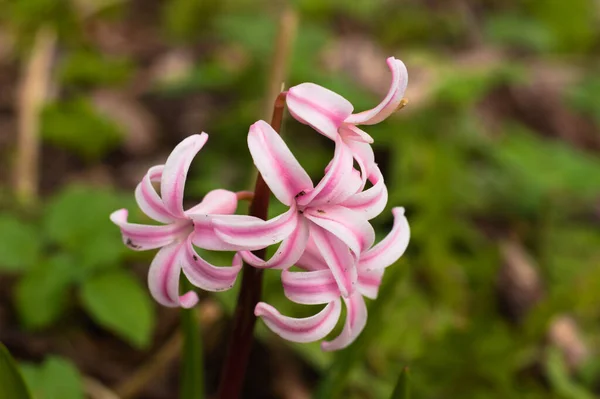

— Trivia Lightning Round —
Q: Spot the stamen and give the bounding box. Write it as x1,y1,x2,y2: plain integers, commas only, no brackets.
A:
395,98,409,111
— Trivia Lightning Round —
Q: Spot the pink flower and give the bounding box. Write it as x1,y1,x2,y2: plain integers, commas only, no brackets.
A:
255,207,410,351
110,133,253,308
286,57,407,173
213,121,389,297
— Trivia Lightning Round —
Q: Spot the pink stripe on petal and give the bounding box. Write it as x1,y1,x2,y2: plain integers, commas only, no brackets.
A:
296,235,328,271
344,139,376,180
282,269,340,304
298,137,354,207
339,123,374,144
135,165,174,223
248,120,313,206
310,224,358,298
212,206,299,248
357,268,384,299
191,219,258,251
185,189,238,216
286,83,354,140
161,133,209,218
241,217,309,269
321,292,368,351
148,241,198,308
110,209,189,251
342,166,388,220
305,205,375,256
255,299,342,343
360,207,410,270
181,237,242,292
345,57,408,126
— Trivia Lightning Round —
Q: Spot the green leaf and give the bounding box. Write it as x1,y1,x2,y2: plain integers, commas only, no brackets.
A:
41,98,124,161
545,348,595,399
0,343,32,399
80,270,155,348
59,50,134,87
390,367,410,399
180,276,204,399
20,356,84,399
15,255,77,329
0,214,41,272
43,185,131,274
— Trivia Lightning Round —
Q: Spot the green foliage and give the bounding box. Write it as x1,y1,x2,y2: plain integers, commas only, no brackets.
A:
485,14,554,52
545,348,595,399
390,368,410,399
567,75,600,125
0,215,41,272
14,255,76,329
180,276,203,399
20,356,84,399
80,270,155,349
0,343,32,399
162,0,221,42
41,98,124,161
59,50,134,87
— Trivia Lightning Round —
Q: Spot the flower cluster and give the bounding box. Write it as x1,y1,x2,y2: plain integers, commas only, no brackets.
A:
111,56,410,351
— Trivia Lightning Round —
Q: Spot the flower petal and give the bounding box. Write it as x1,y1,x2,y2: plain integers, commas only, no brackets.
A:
357,268,384,299
296,234,328,271
148,241,198,308
185,189,238,216
282,269,340,304
297,137,354,207
161,133,209,218
255,299,342,343
345,57,408,125
240,217,309,269
110,209,189,251
321,292,367,351
190,216,259,251
360,207,410,270
305,205,375,255
286,83,354,140
309,224,358,298
342,166,388,220
181,237,242,292
344,139,376,180
248,120,313,206
212,205,299,249
134,165,175,223
339,123,373,144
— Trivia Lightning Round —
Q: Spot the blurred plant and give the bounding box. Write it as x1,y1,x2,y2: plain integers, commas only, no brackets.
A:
20,356,84,399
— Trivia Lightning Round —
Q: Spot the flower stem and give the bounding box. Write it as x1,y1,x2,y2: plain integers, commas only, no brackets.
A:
216,93,286,399
180,276,204,399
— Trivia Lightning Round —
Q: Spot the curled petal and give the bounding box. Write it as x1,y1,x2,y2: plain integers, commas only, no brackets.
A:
135,165,174,224
305,205,375,256
241,217,309,269
212,205,299,249
321,292,367,351
345,57,408,126
185,189,238,216
357,268,384,299
339,124,373,144
286,83,354,140
248,120,313,206
148,241,198,308
110,209,189,251
310,224,358,298
344,139,376,181
297,137,354,207
255,299,342,343
161,133,209,218
191,217,257,251
360,207,410,270
181,237,242,291
296,235,328,271
342,166,388,220
282,269,340,304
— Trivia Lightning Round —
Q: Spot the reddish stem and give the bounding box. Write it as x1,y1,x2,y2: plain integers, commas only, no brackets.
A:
216,93,286,399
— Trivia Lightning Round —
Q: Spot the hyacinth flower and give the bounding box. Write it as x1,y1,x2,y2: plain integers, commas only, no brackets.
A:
213,120,389,297
110,133,254,308
286,56,408,174
255,207,410,351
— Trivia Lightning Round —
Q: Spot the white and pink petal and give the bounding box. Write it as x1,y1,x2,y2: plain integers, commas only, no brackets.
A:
321,292,368,351
360,207,410,271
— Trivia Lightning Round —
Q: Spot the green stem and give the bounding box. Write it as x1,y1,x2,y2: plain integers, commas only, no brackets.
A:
180,276,203,399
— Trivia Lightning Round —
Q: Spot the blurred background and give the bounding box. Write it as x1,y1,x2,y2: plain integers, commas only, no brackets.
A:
1,0,600,398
